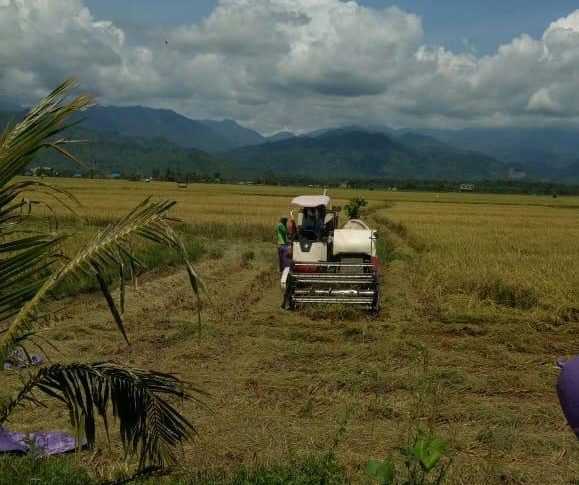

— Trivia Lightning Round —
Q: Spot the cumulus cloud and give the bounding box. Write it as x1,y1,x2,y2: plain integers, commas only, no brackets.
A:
0,0,123,99
2,0,579,131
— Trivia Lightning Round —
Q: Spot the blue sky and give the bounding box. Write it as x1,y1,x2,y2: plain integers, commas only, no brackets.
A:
84,0,576,54
361,0,576,53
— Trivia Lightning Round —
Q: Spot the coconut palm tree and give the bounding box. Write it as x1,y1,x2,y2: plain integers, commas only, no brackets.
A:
0,79,203,470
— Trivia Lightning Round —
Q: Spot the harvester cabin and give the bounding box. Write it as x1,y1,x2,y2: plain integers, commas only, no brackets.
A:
292,195,336,242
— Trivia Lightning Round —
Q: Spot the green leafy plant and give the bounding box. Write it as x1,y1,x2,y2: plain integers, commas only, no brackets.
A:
0,78,205,473
366,430,449,485
365,455,395,485
401,430,447,483
344,197,368,219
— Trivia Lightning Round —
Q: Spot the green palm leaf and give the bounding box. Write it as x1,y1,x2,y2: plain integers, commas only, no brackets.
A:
0,78,91,352
0,78,92,187
0,81,205,360
0,362,203,468
0,235,65,320
0,196,204,362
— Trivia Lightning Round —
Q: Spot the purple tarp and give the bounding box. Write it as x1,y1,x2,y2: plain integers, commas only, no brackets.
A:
557,355,579,439
0,428,86,455
0,428,27,454
3,348,43,370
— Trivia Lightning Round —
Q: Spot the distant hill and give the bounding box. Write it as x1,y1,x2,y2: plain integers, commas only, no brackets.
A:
0,109,25,127
76,106,235,153
394,132,448,150
557,159,579,181
199,119,264,147
266,131,295,142
35,127,232,176
224,129,507,180
0,96,22,111
304,125,579,175
0,103,266,152
301,124,579,181
411,127,579,172
305,124,394,138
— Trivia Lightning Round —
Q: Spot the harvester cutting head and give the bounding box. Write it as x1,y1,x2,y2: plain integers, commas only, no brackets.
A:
281,194,380,311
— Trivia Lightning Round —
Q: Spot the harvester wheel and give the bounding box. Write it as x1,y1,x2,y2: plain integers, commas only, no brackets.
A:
282,274,295,310
371,277,381,313
371,293,380,312
282,291,293,310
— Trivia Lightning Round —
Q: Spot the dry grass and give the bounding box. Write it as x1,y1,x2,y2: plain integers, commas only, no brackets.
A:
375,200,579,319
3,178,579,484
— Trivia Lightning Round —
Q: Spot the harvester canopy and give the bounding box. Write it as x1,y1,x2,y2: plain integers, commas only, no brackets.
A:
291,195,330,207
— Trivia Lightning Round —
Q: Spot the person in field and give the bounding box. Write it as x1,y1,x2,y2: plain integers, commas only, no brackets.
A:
277,216,290,271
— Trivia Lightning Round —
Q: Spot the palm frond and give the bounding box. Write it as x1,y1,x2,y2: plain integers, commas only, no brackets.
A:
0,77,91,357
0,180,79,231
0,78,93,188
0,77,204,359
0,362,204,468
0,198,204,361
0,235,64,323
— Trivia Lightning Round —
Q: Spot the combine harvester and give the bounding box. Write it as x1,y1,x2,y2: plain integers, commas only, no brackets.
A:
281,194,380,311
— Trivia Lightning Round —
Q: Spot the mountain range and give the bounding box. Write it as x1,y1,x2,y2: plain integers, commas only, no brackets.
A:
224,129,506,180
75,106,283,151
410,127,579,173
1,102,579,181
297,125,579,180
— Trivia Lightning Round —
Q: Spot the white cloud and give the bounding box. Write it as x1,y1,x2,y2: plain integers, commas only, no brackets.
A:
0,0,123,100
2,0,579,131
527,87,561,114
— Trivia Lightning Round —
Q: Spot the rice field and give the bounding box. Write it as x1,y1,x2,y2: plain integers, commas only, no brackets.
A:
376,199,579,320
5,177,579,484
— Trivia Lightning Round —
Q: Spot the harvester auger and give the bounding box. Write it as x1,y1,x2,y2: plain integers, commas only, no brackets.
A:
281,195,380,312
